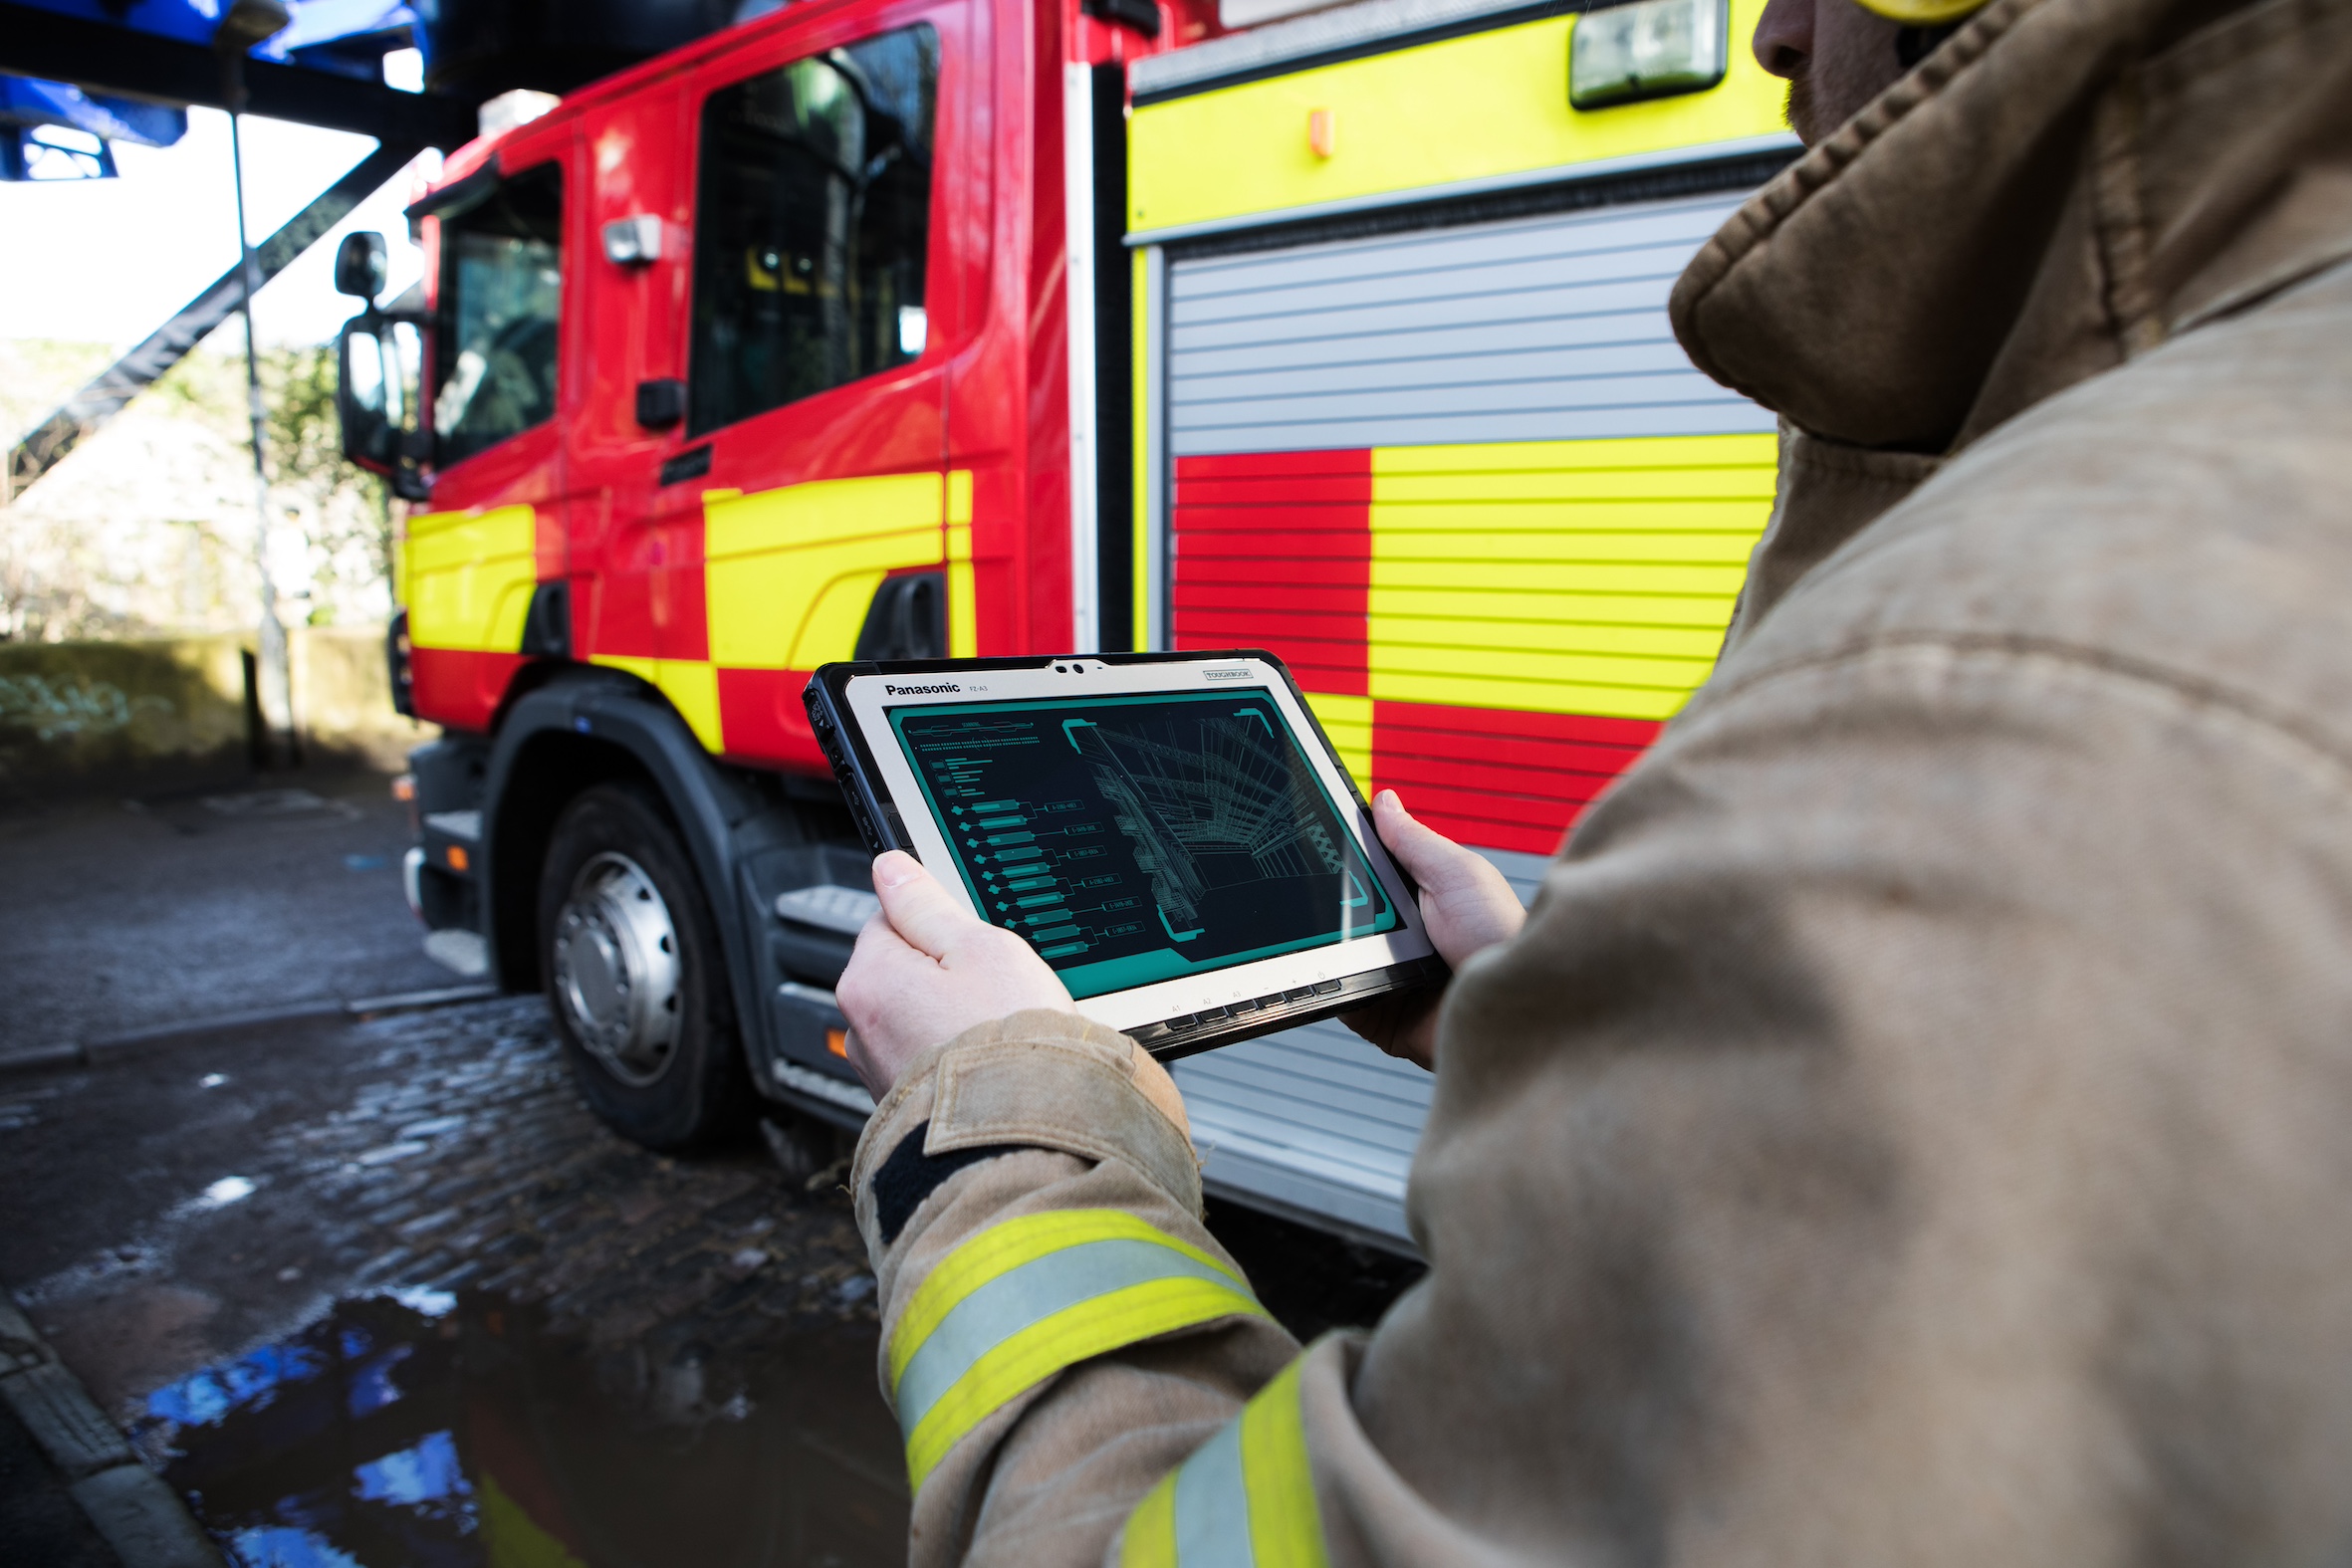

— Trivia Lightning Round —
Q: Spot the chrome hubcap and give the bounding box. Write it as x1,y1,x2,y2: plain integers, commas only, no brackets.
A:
552,851,682,1086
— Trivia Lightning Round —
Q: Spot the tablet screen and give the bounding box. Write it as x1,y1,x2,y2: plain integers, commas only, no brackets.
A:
884,688,1399,1000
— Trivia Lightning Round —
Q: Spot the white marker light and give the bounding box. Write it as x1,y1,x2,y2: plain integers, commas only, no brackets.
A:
898,305,929,357
601,214,664,267
1569,0,1729,111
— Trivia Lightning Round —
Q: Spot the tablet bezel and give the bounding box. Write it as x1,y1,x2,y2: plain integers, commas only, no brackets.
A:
805,651,1445,1056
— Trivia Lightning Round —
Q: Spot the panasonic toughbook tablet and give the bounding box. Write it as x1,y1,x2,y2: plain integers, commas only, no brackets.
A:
804,651,1445,1059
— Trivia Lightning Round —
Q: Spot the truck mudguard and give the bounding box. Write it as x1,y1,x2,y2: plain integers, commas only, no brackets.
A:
476,670,778,1044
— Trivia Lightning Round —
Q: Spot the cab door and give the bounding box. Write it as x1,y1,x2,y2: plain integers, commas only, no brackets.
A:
562,81,700,739
594,0,986,773
404,135,572,732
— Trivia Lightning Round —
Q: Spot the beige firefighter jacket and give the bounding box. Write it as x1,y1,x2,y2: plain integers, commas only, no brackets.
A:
849,0,2352,1555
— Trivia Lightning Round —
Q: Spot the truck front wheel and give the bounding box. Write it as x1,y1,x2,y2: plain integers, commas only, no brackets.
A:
536,782,750,1150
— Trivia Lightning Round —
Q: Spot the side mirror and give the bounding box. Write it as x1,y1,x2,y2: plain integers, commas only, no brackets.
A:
338,317,395,468
338,315,431,501
335,231,387,301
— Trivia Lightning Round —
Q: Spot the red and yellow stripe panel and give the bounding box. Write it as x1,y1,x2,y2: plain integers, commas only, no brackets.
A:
399,503,539,726
1172,435,1777,853
593,470,977,765
399,474,980,760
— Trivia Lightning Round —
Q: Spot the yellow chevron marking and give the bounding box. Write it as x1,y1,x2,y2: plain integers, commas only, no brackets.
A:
704,471,960,670
402,505,538,654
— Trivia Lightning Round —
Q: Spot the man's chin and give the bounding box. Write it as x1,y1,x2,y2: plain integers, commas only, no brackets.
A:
1785,76,1822,146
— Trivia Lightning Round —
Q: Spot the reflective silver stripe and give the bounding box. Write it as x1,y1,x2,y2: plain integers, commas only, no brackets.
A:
1172,1415,1254,1566
894,1237,1257,1435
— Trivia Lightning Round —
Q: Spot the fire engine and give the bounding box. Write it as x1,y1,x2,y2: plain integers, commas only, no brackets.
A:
334,0,1795,1248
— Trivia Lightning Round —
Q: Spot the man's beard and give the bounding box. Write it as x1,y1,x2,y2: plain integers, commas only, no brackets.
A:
1784,75,1821,145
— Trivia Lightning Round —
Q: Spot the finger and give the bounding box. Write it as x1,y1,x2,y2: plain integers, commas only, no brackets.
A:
838,915,923,1023
1339,989,1439,1069
1374,790,1482,892
869,851,982,960
844,904,924,983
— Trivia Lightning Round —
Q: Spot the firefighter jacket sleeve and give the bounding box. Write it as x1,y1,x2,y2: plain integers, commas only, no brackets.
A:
849,1009,1303,1566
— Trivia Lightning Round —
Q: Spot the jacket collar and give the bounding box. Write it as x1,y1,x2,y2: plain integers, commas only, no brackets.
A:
1669,0,2352,453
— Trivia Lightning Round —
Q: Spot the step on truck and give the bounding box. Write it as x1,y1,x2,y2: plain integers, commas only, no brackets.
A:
335,0,1797,1249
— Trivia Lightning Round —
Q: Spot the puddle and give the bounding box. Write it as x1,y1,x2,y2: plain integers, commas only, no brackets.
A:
136,1291,908,1568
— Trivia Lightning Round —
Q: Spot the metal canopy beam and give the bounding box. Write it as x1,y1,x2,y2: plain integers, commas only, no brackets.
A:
4,138,423,501
0,2,475,146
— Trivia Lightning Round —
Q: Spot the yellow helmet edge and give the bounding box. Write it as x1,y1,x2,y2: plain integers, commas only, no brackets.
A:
1852,0,1987,24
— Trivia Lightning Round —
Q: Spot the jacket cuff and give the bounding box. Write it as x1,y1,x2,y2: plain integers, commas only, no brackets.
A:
850,1008,1202,1256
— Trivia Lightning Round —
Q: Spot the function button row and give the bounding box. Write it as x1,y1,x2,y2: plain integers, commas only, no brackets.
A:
1159,979,1351,1035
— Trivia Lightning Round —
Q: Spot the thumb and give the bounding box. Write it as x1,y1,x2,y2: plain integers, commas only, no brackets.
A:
870,850,978,959
1373,790,1478,892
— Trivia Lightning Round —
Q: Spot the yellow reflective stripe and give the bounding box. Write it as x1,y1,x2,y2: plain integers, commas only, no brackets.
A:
889,1209,1247,1390
905,1272,1265,1490
1121,1356,1329,1568
1240,1359,1325,1567
1120,1468,1180,1568
888,1210,1267,1491
897,1238,1255,1436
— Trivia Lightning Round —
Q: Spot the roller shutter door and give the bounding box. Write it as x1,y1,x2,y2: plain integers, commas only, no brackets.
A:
1165,189,1773,456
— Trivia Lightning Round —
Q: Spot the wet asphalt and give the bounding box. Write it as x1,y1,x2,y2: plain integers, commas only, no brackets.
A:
0,769,1424,1567
0,774,451,1054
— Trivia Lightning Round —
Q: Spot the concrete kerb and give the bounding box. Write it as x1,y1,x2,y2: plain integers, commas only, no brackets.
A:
0,1295,226,1568
0,984,503,1077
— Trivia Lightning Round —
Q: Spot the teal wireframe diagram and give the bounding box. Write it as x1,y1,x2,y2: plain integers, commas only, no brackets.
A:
887,689,1397,999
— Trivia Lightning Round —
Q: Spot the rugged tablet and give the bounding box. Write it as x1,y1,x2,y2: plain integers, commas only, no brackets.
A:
804,651,1446,1058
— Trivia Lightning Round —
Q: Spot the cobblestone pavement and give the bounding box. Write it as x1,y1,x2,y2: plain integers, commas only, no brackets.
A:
273,998,881,1344
2,991,1421,1566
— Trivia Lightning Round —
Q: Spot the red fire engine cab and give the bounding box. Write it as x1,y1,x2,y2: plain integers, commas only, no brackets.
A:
336,0,1213,1151
337,0,1794,1241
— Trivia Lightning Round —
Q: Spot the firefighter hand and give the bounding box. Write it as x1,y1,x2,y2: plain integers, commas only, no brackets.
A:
1342,789,1527,1071
837,850,1081,1097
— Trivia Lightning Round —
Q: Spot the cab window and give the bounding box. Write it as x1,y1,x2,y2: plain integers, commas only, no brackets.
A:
432,163,563,467
688,24,938,437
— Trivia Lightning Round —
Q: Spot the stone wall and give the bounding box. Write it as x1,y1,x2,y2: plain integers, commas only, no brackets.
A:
0,628,431,797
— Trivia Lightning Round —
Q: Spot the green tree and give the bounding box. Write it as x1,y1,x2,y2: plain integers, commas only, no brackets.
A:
264,344,393,617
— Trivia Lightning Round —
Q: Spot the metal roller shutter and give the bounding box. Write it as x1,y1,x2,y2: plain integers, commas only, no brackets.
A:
1165,190,1774,456
1173,843,1551,1247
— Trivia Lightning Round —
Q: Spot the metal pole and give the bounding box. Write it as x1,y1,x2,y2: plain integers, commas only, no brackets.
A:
223,55,296,768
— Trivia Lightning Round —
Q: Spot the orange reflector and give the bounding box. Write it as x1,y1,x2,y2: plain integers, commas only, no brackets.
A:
1307,108,1335,158
826,1028,848,1057
447,844,470,872
390,775,416,802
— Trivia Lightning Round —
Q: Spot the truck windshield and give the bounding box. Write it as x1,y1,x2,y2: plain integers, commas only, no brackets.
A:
432,163,563,467
688,24,938,437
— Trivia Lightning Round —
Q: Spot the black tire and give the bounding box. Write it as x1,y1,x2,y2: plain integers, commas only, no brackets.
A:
537,781,751,1150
